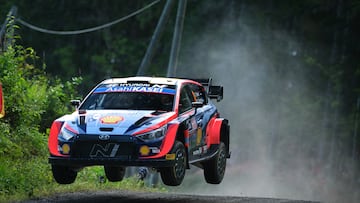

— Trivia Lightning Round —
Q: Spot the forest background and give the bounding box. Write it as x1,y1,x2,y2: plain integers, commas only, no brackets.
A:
0,1,360,203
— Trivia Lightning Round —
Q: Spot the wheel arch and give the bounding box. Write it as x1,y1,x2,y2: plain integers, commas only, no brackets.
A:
207,117,230,158
220,119,230,158
176,122,186,145
176,122,190,169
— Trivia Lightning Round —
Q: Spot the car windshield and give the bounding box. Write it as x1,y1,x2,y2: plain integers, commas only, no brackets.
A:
79,84,175,111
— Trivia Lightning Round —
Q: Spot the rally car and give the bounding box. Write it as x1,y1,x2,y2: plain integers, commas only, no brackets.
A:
48,77,230,186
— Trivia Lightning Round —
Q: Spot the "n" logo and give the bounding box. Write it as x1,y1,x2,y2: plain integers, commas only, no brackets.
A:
89,143,119,157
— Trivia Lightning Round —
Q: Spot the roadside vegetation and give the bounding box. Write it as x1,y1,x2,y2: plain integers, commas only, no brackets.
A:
0,37,164,202
1,1,360,202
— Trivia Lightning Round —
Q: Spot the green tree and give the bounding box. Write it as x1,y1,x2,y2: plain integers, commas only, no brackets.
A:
0,31,81,198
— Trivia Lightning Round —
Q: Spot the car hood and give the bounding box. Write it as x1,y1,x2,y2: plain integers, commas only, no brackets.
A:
58,110,176,135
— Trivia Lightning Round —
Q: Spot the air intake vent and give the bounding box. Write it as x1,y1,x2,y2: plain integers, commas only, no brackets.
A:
99,127,113,132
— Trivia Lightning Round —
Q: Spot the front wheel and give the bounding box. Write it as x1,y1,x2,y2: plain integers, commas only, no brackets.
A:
51,165,77,184
203,142,227,184
104,166,126,182
160,141,187,186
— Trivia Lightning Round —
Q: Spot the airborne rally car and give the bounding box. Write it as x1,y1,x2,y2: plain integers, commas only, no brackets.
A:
48,77,230,186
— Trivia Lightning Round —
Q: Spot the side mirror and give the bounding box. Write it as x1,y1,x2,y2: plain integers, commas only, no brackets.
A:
70,100,81,108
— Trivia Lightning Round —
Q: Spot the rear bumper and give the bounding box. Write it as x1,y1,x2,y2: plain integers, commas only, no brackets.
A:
48,156,175,167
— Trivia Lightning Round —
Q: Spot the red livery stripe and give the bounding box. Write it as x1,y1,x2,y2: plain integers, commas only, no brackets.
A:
140,123,179,159
133,112,177,135
48,121,64,156
206,115,222,148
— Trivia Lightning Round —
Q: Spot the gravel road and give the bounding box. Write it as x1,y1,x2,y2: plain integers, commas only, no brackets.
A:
19,190,320,203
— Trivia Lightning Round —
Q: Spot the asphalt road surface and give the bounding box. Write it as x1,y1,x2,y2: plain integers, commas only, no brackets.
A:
19,190,320,203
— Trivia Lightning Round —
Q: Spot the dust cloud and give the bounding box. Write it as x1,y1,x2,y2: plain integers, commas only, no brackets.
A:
171,4,356,203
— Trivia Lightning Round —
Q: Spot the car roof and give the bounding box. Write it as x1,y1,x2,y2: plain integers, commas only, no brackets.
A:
101,77,199,86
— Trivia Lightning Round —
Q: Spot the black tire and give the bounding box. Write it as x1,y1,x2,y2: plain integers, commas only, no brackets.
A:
51,165,77,184
104,166,126,182
203,142,227,184
160,141,187,186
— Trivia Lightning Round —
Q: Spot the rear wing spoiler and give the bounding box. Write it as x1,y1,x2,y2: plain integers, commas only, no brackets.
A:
192,78,223,102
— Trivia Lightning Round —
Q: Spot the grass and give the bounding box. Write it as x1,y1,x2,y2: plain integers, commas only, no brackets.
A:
0,161,167,203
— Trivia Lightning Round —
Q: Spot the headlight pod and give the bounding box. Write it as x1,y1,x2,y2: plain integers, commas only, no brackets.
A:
58,127,76,141
137,126,167,142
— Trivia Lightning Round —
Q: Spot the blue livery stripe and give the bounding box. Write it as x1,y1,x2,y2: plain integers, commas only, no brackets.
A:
94,86,175,95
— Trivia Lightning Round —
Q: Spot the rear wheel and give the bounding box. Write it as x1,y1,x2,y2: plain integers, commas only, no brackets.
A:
51,165,77,184
160,141,186,186
203,142,227,184
104,166,126,182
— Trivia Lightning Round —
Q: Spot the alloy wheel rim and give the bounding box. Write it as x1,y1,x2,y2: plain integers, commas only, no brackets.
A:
174,148,185,178
217,147,226,176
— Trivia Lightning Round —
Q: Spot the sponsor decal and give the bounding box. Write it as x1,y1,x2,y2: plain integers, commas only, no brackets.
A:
139,146,161,156
61,144,70,154
94,84,175,95
202,146,208,153
140,145,150,156
88,113,101,123
165,153,176,160
196,127,202,145
100,115,124,124
193,148,202,155
93,114,101,119
192,146,208,156
118,83,151,87
149,147,160,154
90,143,119,157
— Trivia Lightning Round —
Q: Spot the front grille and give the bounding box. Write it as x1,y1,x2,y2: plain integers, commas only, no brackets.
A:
71,135,137,159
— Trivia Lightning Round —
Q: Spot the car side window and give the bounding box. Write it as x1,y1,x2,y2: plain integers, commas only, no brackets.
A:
179,86,192,114
189,84,207,105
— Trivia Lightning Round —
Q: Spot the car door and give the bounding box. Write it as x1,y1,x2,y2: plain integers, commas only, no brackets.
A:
188,84,214,150
178,84,198,159
179,83,214,160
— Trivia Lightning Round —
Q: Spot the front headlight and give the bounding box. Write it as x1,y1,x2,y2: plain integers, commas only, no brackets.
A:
58,127,76,141
137,126,167,142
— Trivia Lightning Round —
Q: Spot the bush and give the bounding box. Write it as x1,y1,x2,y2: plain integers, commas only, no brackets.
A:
0,33,160,203
0,157,52,198
0,42,81,200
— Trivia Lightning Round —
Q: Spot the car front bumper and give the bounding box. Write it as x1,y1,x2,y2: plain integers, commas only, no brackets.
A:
48,156,175,167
